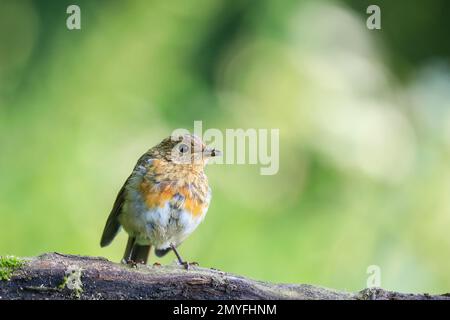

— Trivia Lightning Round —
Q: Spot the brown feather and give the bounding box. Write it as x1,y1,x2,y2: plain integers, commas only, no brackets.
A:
100,176,130,247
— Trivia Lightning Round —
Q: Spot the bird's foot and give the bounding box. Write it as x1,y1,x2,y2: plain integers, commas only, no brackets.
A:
179,261,199,270
169,243,198,270
121,259,139,268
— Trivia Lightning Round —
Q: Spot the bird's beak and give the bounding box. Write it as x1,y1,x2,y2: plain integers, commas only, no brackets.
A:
203,147,222,158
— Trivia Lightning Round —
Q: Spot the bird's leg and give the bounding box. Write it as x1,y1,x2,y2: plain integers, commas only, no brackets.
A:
170,244,198,270
170,244,187,268
121,237,136,266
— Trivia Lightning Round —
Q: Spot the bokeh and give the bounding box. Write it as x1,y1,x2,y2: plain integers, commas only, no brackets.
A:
1,0,450,294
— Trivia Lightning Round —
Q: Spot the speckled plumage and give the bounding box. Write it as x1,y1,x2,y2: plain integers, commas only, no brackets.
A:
100,134,220,265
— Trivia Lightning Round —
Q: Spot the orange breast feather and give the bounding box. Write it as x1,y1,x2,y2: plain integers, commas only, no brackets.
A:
139,180,206,217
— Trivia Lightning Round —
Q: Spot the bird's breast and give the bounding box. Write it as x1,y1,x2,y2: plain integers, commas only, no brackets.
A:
118,160,212,246
138,178,210,217
120,170,211,247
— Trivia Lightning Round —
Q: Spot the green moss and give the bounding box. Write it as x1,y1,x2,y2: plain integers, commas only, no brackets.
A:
0,256,24,281
58,276,69,289
58,266,83,298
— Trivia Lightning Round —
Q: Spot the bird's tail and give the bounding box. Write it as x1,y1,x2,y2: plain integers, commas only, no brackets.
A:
123,237,151,264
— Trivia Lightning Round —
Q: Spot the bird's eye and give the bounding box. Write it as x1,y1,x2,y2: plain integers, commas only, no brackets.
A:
178,144,189,153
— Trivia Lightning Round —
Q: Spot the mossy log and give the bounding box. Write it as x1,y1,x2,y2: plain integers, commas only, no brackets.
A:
0,253,449,300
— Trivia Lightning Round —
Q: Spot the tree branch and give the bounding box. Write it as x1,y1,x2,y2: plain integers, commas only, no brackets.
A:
0,253,448,300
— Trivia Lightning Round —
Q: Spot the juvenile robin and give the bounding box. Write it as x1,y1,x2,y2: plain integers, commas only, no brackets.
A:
100,134,220,268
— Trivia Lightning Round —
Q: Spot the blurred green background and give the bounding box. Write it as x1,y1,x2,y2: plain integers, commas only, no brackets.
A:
1,0,450,294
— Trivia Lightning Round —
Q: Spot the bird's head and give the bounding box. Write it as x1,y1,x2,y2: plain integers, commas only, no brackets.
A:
153,134,221,169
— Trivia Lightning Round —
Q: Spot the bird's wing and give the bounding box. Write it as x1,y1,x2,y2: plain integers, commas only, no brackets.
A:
100,152,154,247
100,175,130,247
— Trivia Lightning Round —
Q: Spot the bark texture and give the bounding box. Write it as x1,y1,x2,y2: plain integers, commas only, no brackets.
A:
0,253,448,300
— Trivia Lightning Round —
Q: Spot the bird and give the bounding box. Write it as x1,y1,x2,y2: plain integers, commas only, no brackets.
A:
100,134,221,268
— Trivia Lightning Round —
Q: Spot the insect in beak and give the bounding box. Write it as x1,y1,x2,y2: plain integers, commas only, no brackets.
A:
203,147,221,158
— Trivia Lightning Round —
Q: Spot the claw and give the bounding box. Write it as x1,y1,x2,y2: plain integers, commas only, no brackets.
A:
180,261,198,270
122,259,139,268
169,243,198,270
